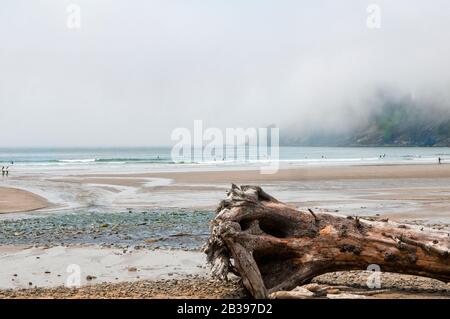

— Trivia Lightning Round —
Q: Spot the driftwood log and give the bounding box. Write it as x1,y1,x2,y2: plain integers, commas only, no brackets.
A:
203,185,450,298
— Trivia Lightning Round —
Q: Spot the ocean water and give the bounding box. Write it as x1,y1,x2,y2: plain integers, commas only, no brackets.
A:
0,146,449,172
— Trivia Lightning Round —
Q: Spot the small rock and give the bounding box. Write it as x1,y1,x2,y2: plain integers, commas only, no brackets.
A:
302,283,321,292
145,238,160,244
270,287,314,299
326,288,341,294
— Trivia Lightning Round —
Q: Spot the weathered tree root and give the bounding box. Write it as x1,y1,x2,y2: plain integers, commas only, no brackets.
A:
203,185,450,299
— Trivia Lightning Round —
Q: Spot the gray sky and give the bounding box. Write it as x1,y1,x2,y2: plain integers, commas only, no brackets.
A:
1,0,449,147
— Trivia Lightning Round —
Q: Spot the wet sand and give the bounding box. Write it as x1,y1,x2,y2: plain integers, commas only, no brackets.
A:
0,245,207,290
1,164,450,299
2,164,450,223
0,187,49,214
70,163,450,182
148,163,450,183
41,164,450,223
0,245,448,299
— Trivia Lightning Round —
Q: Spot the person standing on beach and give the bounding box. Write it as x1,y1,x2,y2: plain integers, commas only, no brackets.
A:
1,166,4,176
438,157,442,164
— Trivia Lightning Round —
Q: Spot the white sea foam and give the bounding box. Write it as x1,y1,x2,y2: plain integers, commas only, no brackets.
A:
59,158,96,163
1,146,450,176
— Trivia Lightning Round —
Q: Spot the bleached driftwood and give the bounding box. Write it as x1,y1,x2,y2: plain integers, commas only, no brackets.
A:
203,185,450,298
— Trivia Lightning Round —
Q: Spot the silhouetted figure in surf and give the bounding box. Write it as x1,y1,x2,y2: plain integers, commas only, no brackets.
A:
439,157,442,165
5,166,9,176
1,166,4,176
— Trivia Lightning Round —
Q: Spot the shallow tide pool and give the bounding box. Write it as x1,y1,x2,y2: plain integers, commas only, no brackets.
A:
0,208,214,250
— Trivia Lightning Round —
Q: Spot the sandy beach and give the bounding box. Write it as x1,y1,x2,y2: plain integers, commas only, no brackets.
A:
3,0,450,305
3,164,450,223
0,187,49,214
1,163,449,298
150,163,450,183
0,245,207,290
0,246,448,299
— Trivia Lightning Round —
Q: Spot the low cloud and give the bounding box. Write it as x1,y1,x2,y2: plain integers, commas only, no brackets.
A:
0,0,449,146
